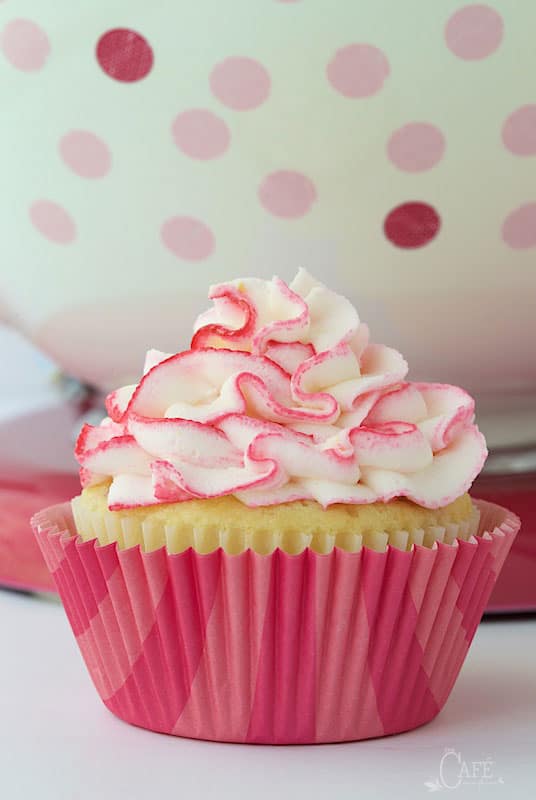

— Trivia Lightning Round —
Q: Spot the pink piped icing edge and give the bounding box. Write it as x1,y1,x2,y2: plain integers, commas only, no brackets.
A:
76,271,488,511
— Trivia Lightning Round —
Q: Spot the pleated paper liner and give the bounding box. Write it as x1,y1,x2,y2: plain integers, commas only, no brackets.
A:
32,500,519,744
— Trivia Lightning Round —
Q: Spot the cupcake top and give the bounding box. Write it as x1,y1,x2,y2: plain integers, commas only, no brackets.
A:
76,270,487,511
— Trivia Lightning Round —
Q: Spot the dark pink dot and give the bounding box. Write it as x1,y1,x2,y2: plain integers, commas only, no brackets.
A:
210,57,270,111
384,202,441,249
327,43,390,98
172,110,230,160
502,204,536,249
59,130,111,178
258,171,317,218
161,216,215,261
502,105,536,156
445,5,503,60
1,19,50,72
96,29,153,82
29,200,77,244
387,123,445,172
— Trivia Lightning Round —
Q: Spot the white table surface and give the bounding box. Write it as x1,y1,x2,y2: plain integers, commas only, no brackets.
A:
1,326,535,800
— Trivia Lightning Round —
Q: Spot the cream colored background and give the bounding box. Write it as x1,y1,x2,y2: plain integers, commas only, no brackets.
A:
0,1,534,419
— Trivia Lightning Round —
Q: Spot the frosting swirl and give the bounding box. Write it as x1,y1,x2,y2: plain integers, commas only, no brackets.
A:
76,270,487,510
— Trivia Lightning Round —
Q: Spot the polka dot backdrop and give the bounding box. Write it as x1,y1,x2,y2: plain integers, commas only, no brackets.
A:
96,28,153,82
172,110,230,160
327,44,390,98
28,200,77,245
444,4,503,60
0,18,49,71
210,57,271,111
161,216,216,261
59,130,111,178
0,1,534,402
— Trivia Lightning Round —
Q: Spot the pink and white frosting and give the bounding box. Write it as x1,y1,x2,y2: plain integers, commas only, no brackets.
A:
76,270,487,510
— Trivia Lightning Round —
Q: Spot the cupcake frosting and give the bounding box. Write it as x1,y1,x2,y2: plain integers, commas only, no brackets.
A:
76,270,487,510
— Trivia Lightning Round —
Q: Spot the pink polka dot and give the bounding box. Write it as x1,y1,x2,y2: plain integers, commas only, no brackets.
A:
210,57,270,111
327,44,390,98
258,171,317,218
502,204,536,249
387,123,446,172
172,110,230,160
161,217,215,261
445,5,503,60
96,29,153,82
59,131,111,178
1,19,50,72
384,202,441,248
502,105,536,157
29,200,77,245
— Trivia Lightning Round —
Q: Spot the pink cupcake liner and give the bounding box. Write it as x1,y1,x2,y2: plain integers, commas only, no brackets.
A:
31,499,519,744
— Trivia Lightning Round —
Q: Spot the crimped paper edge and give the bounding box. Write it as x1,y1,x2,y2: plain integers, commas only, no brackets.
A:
69,495,481,556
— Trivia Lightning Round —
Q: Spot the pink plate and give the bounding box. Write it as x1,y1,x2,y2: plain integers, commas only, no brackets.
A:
1,464,533,612
472,472,536,613
0,468,79,593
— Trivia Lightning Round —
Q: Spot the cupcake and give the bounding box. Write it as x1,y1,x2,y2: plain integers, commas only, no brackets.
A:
32,270,519,744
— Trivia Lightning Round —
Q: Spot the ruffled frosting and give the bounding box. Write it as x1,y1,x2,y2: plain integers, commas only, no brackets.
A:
76,270,487,510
